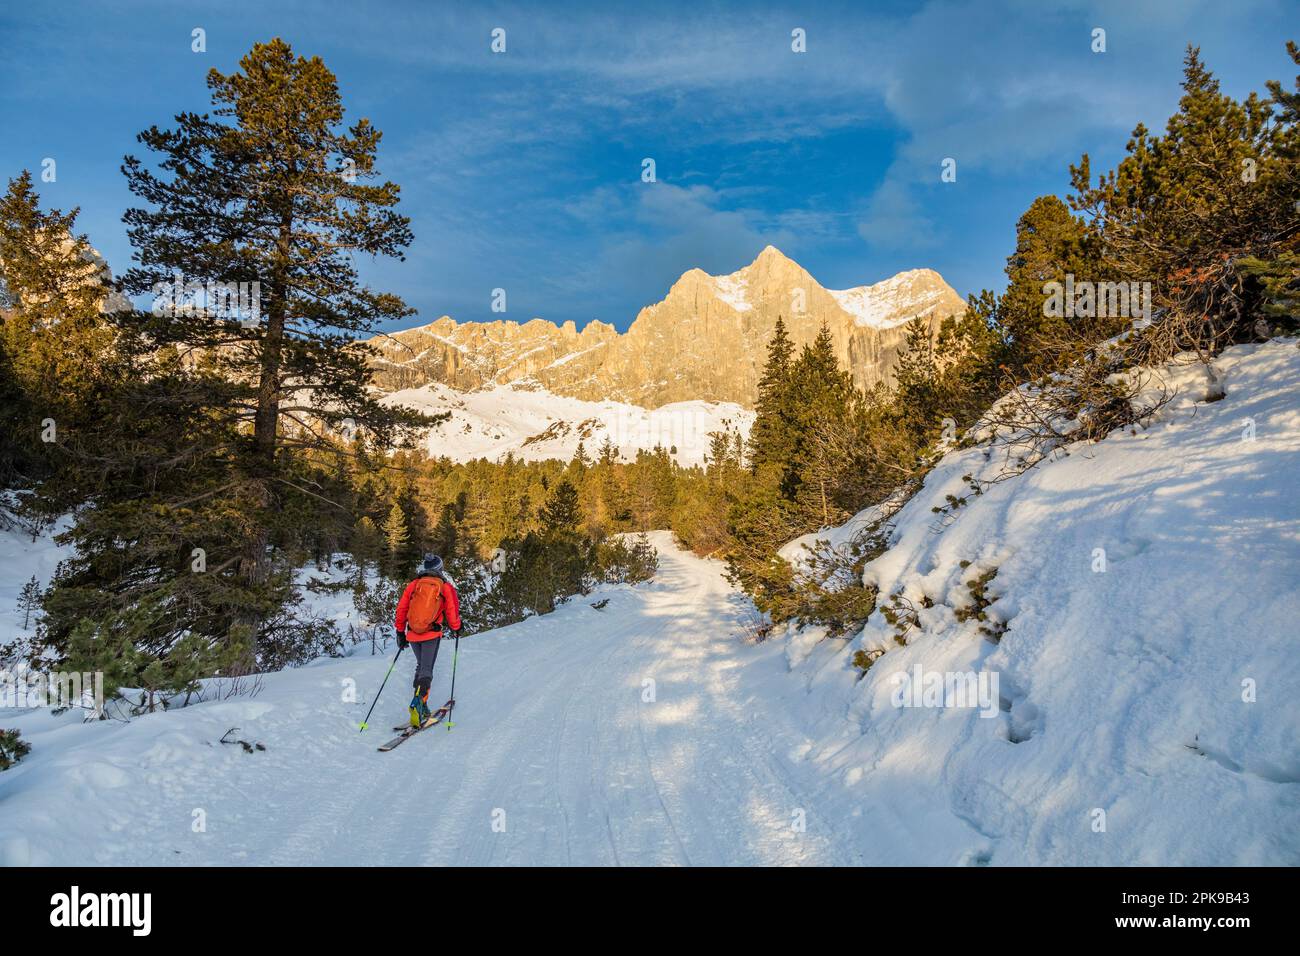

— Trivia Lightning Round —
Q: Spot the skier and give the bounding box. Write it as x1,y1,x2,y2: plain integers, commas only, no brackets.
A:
394,553,462,727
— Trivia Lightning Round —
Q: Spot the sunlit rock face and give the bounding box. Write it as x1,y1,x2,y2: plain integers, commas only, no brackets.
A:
367,246,965,409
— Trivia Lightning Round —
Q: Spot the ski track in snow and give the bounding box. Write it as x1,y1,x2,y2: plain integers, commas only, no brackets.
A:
1,537,848,866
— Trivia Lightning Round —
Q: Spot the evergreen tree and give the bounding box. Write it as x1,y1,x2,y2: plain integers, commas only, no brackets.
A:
383,501,410,573
999,195,1105,373
0,172,125,518
16,574,41,629
118,37,432,588
350,515,381,579
540,479,581,533
784,327,859,527
40,39,439,689
0,728,30,771
747,316,797,473
1069,44,1299,355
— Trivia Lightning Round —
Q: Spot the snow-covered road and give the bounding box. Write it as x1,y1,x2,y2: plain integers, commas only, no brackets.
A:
1,535,854,866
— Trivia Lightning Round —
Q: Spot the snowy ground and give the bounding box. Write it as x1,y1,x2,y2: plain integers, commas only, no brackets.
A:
1,533,855,866
2,341,1296,866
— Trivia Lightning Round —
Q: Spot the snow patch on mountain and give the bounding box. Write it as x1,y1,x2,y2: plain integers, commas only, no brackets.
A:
384,381,753,466
830,268,960,330
712,272,752,312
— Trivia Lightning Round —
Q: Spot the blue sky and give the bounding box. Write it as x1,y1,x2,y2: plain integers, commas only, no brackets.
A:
0,0,1292,332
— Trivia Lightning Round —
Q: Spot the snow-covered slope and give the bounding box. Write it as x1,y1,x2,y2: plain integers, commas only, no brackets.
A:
827,268,960,330
385,381,753,466
0,515,73,654
777,340,1300,864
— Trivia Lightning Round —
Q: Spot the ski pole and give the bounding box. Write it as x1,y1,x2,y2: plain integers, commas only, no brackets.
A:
446,631,460,731
359,644,404,732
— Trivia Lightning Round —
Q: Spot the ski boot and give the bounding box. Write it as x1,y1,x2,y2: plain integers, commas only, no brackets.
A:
409,694,432,728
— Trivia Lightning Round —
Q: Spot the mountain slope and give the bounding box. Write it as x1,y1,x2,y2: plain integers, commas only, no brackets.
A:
383,381,752,466
368,246,966,408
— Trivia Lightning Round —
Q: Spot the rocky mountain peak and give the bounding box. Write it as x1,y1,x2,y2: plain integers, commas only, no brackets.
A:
367,249,965,408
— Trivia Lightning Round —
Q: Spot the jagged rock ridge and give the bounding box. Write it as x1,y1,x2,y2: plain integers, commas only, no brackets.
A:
367,246,966,409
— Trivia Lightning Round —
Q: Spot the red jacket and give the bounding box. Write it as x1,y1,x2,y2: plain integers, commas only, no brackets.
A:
395,575,462,642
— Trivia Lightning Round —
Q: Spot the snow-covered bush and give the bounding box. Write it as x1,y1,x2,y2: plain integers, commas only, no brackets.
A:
0,728,30,770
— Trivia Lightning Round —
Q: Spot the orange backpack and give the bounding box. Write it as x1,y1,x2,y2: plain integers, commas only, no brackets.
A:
407,577,445,633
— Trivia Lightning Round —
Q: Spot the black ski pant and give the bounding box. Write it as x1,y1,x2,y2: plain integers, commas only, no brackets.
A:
410,637,442,701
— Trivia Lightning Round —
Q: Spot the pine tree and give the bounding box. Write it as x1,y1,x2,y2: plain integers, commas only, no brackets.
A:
999,195,1105,372
786,326,863,527
350,515,381,580
747,315,796,473
119,37,434,587
1243,40,1300,329
1069,43,1298,355
540,479,581,533
0,728,30,771
16,574,40,629
0,172,125,518
40,39,440,687
0,171,106,332
383,501,410,571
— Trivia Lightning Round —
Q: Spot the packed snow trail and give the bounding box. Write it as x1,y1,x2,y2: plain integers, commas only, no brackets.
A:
0,535,852,866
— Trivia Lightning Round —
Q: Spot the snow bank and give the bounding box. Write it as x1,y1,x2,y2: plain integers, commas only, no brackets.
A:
0,517,74,655
769,340,1300,864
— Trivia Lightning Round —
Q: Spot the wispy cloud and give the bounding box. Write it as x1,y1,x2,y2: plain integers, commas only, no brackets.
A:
1,0,1290,328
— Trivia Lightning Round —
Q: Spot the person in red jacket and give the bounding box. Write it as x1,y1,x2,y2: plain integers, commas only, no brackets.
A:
394,553,462,726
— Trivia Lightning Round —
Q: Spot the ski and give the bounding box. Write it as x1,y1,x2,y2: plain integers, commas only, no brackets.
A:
377,699,455,751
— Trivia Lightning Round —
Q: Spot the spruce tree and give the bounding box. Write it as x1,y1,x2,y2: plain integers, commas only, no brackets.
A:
383,501,410,574
540,479,581,533
747,316,796,473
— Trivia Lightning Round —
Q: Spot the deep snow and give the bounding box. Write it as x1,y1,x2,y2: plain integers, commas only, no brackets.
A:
1,341,1296,866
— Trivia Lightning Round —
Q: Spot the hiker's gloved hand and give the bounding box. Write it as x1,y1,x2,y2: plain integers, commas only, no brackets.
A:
396,630,408,649
449,627,461,639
